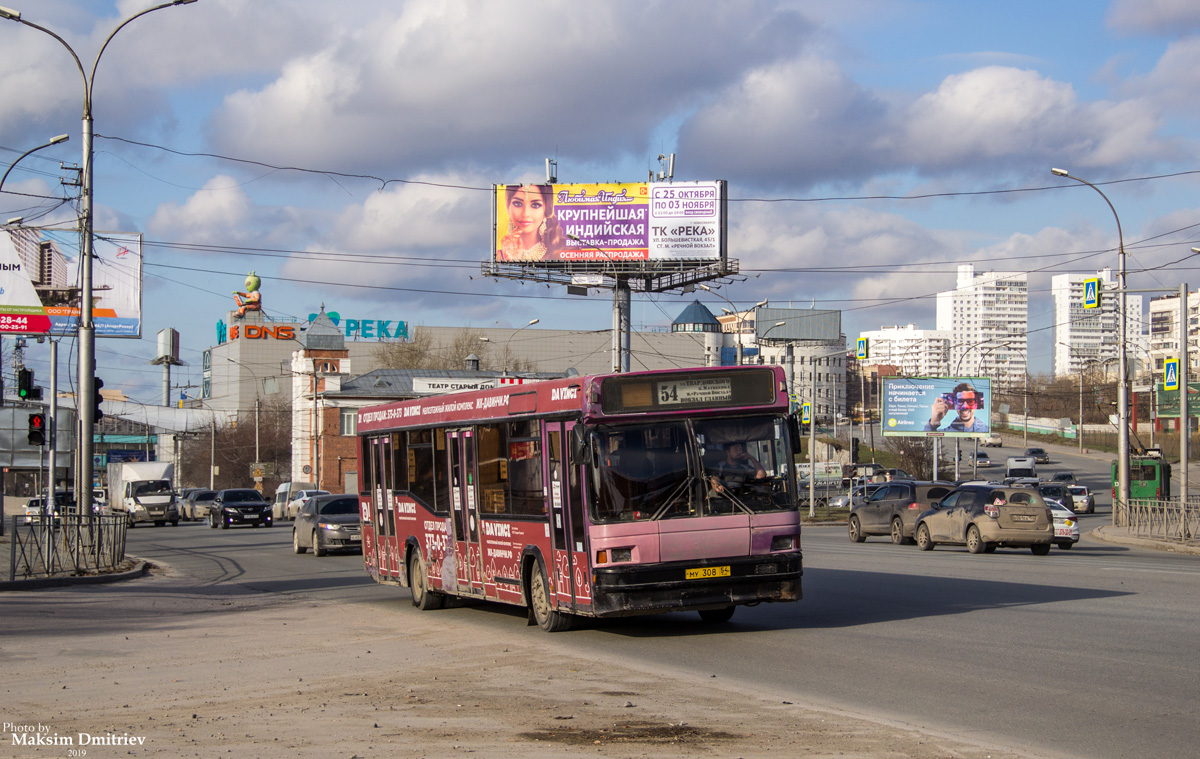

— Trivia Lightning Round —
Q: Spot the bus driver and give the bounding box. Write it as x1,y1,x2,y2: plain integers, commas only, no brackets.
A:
709,442,767,494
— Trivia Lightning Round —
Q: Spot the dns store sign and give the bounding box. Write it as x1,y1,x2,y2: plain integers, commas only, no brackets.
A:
216,320,295,343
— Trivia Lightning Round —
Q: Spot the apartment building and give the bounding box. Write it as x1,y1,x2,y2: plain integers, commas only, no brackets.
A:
857,324,951,377
936,264,1028,385
1051,269,1145,378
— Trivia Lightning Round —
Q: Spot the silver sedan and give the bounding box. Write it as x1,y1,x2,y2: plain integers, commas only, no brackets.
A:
292,494,362,557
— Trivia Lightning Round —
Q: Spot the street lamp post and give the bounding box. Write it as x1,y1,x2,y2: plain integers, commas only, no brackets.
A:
698,285,767,365
1052,167,1131,515
1,0,198,516
0,134,69,193
806,345,847,518
227,357,262,463
480,318,540,375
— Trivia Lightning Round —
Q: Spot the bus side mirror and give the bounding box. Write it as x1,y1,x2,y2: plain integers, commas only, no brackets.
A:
788,415,802,451
570,426,587,461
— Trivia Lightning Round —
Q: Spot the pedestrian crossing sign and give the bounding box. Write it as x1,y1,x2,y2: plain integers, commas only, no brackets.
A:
1165,358,1179,391
856,337,868,360
801,403,811,424
1083,278,1100,309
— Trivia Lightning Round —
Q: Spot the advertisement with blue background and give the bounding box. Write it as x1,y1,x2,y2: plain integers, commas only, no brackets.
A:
883,377,992,437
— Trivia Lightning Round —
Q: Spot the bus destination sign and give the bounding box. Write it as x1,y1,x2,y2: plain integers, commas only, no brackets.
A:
657,377,732,405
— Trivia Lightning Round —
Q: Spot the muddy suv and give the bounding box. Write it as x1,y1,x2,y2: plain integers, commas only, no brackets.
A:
848,481,955,545
913,485,1053,555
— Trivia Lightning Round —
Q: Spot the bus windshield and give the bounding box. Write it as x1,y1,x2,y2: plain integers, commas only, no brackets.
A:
589,414,793,523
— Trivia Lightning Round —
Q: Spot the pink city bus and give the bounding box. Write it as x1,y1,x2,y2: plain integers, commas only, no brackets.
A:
355,365,803,631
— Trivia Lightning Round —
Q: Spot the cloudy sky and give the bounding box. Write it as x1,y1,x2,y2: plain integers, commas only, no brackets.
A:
3,0,1200,401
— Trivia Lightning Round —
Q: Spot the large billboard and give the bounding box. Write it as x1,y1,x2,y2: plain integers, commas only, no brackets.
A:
492,181,726,265
882,376,992,437
0,229,142,337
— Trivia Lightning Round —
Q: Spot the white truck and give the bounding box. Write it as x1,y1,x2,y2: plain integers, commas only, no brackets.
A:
107,461,179,526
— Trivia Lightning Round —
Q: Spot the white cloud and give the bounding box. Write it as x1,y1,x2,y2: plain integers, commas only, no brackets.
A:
1107,0,1200,35
897,67,1172,171
683,63,1178,187
147,175,258,244
206,0,813,174
1121,36,1200,117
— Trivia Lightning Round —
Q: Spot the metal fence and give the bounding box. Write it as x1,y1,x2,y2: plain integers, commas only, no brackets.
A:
8,515,128,581
1116,499,1200,543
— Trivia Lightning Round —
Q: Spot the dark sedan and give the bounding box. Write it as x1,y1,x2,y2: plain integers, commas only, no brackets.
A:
292,494,362,556
208,488,272,529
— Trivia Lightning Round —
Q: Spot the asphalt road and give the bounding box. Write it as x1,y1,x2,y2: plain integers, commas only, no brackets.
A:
125,455,1199,759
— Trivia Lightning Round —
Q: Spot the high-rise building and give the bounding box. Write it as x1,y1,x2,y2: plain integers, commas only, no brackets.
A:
936,264,1028,385
1148,290,1200,378
857,324,951,377
1051,269,1145,377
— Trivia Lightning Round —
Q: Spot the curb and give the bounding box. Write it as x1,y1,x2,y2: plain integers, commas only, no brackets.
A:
1086,526,1200,555
0,559,151,592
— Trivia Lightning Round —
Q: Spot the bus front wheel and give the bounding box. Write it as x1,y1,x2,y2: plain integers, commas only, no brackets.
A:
408,552,444,611
529,563,571,632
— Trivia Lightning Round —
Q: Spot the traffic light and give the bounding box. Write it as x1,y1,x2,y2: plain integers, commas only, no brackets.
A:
17,368,32,399
27,413,46,446
850,437,860,463
93,377,105,422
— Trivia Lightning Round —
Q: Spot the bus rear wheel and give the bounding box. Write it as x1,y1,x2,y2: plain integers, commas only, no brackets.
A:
529,564,571,632
408,552,443,610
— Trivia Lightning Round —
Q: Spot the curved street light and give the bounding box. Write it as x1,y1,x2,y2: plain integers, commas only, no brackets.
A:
1052,167,1131,515
698,284,768,365
1,0,199,516
0,133,69,194
487,319,540,374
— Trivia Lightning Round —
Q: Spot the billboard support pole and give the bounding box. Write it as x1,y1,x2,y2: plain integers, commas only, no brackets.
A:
932,438,939,481
612,277,630,373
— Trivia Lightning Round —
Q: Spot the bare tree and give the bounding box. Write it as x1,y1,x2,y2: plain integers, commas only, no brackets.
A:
372,327,535,373
372,327,438,369
885,437,936,480
178,394,294,494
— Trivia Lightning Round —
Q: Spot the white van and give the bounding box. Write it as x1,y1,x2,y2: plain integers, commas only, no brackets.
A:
273,482,316,521
1005,457,1037,480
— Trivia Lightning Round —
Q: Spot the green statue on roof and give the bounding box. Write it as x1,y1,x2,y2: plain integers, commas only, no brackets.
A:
233,271,262,318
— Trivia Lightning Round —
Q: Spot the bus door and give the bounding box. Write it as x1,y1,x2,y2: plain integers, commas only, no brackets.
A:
546,422,592,611
374,434,397,577
447,428,484,596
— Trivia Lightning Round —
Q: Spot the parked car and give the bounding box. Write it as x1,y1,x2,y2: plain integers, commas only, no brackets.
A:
848,481,955,545
981,433,1003,447
292,494,362,556
182,489,217,521
208,488,272,529
913,484,1054,555
970,450,993,468
22,496,48,525
1024,447,1050,464
830,483,884,509
286,489,330,520
1067,485,1095,514
22,492,81,524
1051,471,1077,484
1049,501,1080,549
1037,483,1076,514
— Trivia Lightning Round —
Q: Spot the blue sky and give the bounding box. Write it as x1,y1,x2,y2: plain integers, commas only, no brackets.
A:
3,0,1200,402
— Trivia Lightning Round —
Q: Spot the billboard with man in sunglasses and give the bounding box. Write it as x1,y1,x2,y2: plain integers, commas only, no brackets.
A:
882,377,992,437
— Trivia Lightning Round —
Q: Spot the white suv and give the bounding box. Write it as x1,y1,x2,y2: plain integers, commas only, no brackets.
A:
981,433,1003,447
